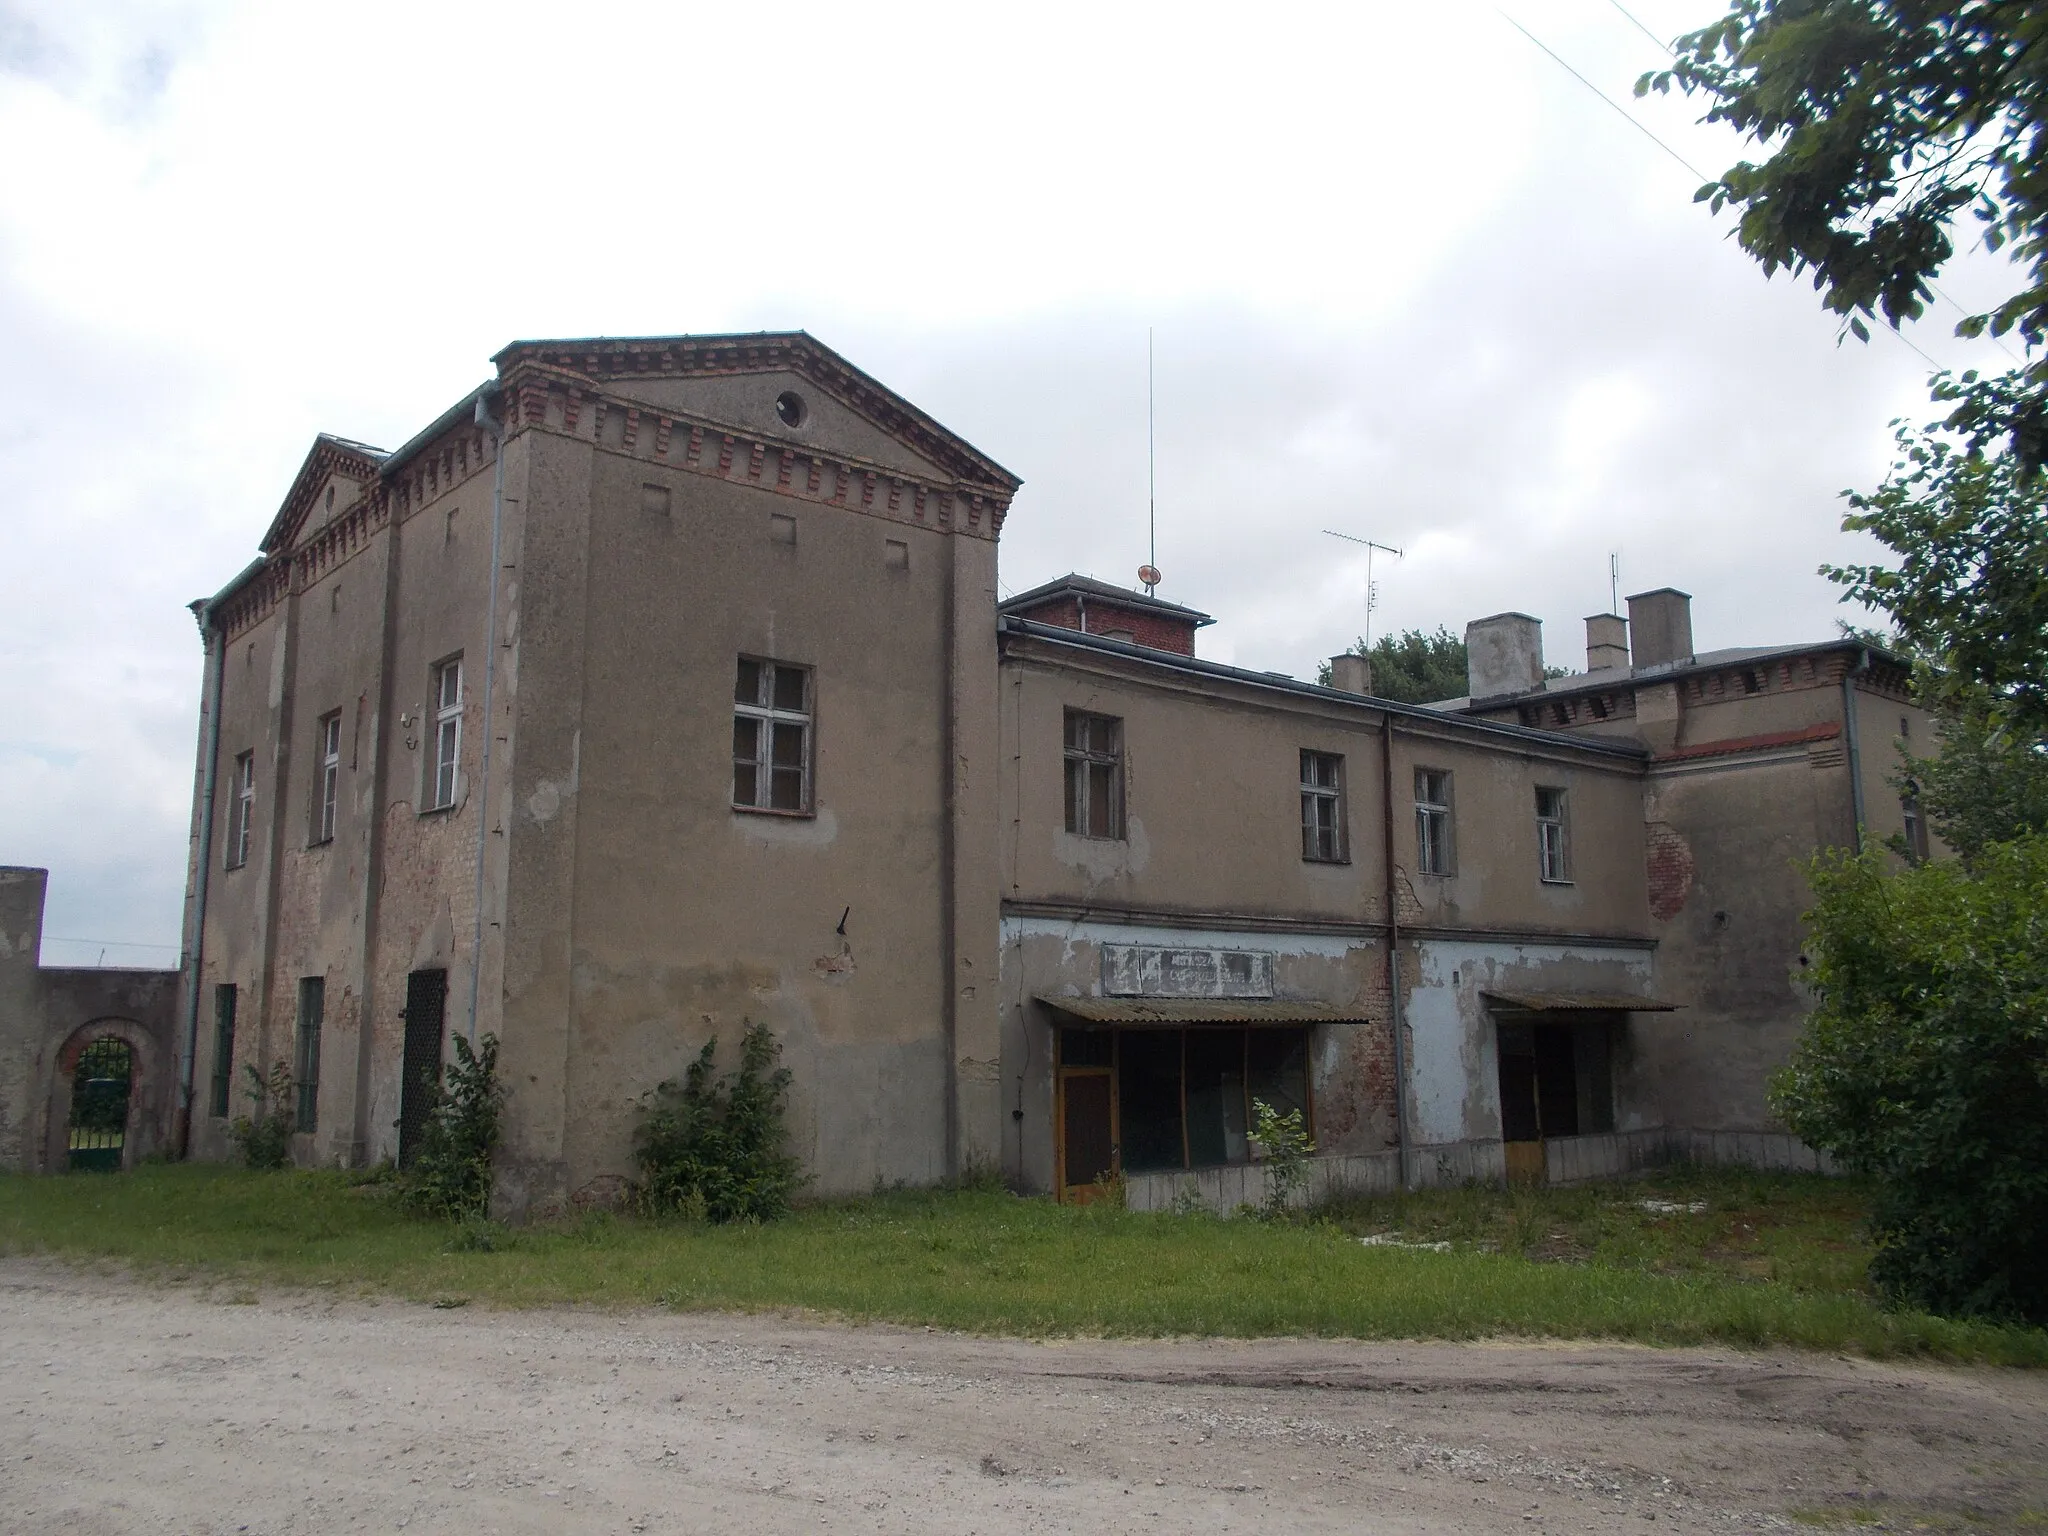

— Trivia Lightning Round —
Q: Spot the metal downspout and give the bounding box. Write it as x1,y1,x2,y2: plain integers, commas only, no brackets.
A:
1381,708,1413,1190
1841,647,1869,854
177,606,226,1157
465,396,507,1044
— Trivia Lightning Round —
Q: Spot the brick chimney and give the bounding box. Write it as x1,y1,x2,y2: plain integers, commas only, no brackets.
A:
1464,613,1544,701
1585,613,1629,672
1626,589,1694,670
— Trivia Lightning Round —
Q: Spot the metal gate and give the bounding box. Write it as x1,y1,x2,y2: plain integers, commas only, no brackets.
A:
67,1037,133,1174
398,969,447,1168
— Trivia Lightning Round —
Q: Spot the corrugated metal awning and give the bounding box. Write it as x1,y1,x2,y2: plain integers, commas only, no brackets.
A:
1036,995,1372,1025
1482,990,1680,1012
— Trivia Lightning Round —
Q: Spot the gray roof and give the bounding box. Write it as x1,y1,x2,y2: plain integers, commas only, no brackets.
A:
1424,638,1903,712
1000,573,1215,627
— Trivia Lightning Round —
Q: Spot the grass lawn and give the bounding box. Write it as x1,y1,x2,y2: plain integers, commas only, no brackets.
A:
1,1162,2042,1365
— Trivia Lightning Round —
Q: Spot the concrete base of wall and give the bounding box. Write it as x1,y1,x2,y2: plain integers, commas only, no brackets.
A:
1123,1127,1834,1215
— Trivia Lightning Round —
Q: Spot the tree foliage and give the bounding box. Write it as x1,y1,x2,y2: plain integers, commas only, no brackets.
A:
634,1022,802,1224
1825,422,2048,729
1773,838,2048,1322
227,1061,295,1170
1645,3,2048,461
1319,627,1470,703
1895,706,2048,866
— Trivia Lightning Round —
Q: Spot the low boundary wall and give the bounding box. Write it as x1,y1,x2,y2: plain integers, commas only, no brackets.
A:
1123,1127,1835,1215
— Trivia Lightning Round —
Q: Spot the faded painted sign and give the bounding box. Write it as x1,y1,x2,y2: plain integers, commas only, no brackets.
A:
1101,945,1275,998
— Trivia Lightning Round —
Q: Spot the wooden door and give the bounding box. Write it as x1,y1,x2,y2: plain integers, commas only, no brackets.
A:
1057,1068,1116,1203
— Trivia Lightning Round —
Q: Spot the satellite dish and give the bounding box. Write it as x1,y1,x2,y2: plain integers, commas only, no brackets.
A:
1137,564,1162,589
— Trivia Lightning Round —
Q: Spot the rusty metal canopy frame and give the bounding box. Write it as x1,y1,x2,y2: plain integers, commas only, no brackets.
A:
1035,996,1373,1026
1481,990,1680,1013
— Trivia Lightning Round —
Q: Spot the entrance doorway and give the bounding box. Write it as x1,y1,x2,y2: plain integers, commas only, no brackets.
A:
1495,1012,1616,1183
398,969,447,1168
67,1037,133,1173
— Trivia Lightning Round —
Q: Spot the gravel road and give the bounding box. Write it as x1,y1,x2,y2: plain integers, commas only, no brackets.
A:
2,1259,2043,1534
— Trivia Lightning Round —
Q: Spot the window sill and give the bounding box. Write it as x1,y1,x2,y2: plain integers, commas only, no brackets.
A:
1063,830,1127,843
418,802,457,818
1539,876,1575,887
307,836,334,849
1301,856,1351,866
733,804,816,820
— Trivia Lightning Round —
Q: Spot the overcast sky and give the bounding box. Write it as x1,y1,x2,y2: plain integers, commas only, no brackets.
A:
0,0,2021,965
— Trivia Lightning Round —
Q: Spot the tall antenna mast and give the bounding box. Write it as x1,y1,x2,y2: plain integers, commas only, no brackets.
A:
1323,529,1403,653
1609,550,1621,615
1145,329,1157,595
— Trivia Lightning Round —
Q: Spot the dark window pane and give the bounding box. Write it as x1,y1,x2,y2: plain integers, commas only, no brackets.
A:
733,763,757,805
733,717,758,762
1185,1028,1249,1167
1064,759,1083,834
735,658,762,705
1117,1030,1184,1173
771,720,804,768
770,766,804,811
1247,1029,1308,1125
1534,1024,1580,1138
773,665,806,712
1060,1027,1114,1068
1087,762,1116,836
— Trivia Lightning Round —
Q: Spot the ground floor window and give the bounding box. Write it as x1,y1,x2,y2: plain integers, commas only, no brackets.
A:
1495,1014,1616,1144
1057,1025,1311,1190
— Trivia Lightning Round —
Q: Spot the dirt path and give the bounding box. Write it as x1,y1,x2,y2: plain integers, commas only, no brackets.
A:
1,1261,2043,1534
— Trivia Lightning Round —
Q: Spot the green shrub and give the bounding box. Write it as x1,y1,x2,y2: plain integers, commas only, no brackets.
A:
634,1021,801,1224
1774,836,2048,1323
1252,1096,1315,1220
226,1062,296,1170
398,1033,502,1222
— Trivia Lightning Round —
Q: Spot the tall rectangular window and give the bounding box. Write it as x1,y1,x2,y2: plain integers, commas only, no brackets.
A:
1063,711,1123,839
1299,750,1345,862
732,657,812,812
227,751,255,868
1415,767,1454,875
209,984,237,1118
1901,796,1930,864
1536,785,1571,882
313,712,342,843
294,977,324,1134
430,657,462,810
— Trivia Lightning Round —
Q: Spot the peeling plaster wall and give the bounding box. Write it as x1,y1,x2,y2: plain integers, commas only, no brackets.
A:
1406,939,1656,1146
1000,915,1396,1194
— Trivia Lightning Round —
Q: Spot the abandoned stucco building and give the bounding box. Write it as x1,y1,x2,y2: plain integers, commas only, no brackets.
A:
150,331,1926,1214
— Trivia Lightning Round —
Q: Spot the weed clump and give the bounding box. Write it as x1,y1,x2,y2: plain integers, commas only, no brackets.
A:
398,1033,502,1222
634,1022,800,1224
226,1062,296,1170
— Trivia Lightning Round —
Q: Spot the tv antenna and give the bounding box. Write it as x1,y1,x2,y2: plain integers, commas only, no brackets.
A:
1142,329,1159,596
1324,530,1402,653
1609,550,1621,615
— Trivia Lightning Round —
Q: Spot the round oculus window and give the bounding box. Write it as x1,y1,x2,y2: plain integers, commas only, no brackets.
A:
775,390,808,428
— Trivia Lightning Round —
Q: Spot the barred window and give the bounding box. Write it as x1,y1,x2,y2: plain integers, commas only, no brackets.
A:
1300,751,1345,862
1064,711,1123,838
295,977,324,1135
1415,767,1453,875
1536,785,1571,883
733,658,812,812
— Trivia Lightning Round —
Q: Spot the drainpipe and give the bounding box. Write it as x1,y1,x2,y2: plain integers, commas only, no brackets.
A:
1381,708,1413,1190
1840,647,1869,854
465,394,507,1044
177,604,226,1157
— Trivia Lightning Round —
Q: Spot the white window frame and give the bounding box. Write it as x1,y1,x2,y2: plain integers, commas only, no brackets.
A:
732,657,813,813
1536,785,1571,883
1415,767,1454,876
1063,710,1124,840
1300,750,1346,862
227,751,255,869
314,712,342,844
429,657,463,811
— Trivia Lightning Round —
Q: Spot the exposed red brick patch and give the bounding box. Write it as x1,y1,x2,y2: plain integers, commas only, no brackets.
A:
1646,821,1696,922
